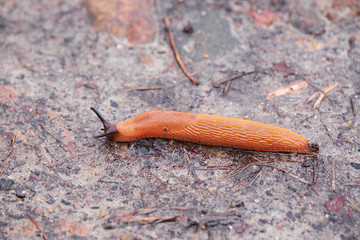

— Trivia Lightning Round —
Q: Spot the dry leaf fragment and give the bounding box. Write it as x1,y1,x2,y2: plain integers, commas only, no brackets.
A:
56,220,93,237
272,62,295,77
85,0,156,45
70,222,93,237
0,85,17,104
325,194,345,213
250,9,274,26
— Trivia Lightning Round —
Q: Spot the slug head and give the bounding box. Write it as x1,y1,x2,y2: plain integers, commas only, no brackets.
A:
90,107,118,140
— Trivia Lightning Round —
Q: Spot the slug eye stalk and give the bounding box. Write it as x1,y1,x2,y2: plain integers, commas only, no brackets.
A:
90,107,117,139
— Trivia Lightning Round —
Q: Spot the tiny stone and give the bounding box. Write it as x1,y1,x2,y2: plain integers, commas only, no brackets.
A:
183,22,194,34
265,190,273,196
47,197,56,204
110,100,118,108
230,200,245,208
225,6,233,12
0,178,14,191
15,190,26,199
288,185,297,192
61,199,71,205
350,162,360,170
287,211,296,222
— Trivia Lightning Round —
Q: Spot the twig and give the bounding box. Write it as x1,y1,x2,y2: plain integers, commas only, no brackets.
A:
313,157,319,184
267,80,309,100
183,148,201,182
26,212,48,240
246,167,264,187
221,161,311,184
162,17,199,85
331,157,336,190
128,216,177,224
138,206,202,214
261,163,312,184
219,162,253,180
307,81,339,109
350,97,356,117
349,97,357,125
39,123,65,147
0,168,6,176
198,164,233,170
2,134,16,162
126,86,165,92
319,115,334,142
346,196,360,213
306,92,320,103
223,81,232,94
212,70,255,88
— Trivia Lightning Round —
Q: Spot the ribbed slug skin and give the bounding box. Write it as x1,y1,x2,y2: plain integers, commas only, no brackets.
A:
113,111,315,154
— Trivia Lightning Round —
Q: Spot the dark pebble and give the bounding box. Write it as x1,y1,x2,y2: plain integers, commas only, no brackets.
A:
230,200,245,208
47,197,56,204
259,219,268,224
291,10,325,36
15,191,26,199
329,213,338,223
350,162,360,170
225,6,233,13
312,223,323,231
0,178,14,191
183,22,194,34
288,185,297,192
265,190,273,196
0,16,5,29
110,100,118,108
287,211,296,222
61,199,71,205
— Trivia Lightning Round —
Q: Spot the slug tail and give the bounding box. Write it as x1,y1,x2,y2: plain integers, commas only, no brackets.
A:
90,107,118,140
307,142,319,154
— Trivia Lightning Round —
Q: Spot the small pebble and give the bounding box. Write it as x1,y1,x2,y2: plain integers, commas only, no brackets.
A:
183,22,194,34
350,162,360,170
0,178,14,191
15,190,26,199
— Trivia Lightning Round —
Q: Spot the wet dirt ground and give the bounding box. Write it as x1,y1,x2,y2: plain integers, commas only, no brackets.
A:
1,0,359,239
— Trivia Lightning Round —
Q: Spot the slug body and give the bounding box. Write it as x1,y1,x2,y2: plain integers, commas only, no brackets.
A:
91,108,318,154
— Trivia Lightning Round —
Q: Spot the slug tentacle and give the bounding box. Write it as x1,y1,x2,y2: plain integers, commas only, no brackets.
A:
90,107,118,140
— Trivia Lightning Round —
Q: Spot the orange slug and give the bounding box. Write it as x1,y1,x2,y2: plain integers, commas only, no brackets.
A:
90,107,319,154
